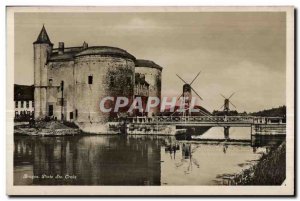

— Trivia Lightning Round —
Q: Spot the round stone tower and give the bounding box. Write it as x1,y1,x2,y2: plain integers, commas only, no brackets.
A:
33,25,53,120
74,46,136,133
135,59,163,116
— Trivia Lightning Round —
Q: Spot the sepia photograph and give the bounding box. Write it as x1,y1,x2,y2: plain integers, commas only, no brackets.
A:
6,6,294,195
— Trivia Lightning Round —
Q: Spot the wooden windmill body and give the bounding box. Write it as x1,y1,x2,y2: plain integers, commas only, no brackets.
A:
219,93,236,115
176,72,203,116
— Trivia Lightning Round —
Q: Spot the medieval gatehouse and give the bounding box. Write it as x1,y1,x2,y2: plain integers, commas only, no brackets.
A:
33,26,162,132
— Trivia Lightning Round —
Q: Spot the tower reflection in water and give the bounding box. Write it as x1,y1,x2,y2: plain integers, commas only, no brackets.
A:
14,135,162,185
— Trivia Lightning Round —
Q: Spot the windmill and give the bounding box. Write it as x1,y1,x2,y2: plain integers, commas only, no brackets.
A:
219,92,236,113
176,72,203,116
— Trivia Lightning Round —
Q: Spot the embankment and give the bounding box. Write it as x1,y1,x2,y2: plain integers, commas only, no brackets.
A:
14,121,80,136
232,141,286,185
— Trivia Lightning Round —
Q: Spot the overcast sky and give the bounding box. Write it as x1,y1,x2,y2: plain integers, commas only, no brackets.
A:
14,12,286,112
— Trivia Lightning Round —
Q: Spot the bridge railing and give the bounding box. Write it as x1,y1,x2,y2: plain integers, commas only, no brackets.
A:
126,116,286,125
154,116,255,123
127,116,255,124
253,116,286,124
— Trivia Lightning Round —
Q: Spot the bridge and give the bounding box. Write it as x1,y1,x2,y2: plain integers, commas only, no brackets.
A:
128,115,286,127
123,115,286,136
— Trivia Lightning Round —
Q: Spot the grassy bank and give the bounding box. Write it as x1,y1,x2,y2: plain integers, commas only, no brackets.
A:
14,120,80,136
232,141,286,185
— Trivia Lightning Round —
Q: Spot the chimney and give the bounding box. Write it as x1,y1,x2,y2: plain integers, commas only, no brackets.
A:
58,42,64,55
83,41,88,50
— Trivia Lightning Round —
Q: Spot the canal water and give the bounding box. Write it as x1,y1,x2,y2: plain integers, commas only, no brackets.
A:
13,128,283,186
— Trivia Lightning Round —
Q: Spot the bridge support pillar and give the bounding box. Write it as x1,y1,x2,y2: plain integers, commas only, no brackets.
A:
224,126,230,139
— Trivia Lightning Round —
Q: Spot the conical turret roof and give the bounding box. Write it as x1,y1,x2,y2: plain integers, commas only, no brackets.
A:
33,25,53,45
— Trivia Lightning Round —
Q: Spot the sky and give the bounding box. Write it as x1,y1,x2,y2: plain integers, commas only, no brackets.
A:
14,12,286,112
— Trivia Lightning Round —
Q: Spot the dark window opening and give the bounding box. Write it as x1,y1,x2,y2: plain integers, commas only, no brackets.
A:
21,101,24,108
75,109,78,118
70,112,73,120
110,76,115,87
15,101,18,108
26,101,29,108
88,75,93,84
61,81,64,91
48,105,53,116
127,76,131,85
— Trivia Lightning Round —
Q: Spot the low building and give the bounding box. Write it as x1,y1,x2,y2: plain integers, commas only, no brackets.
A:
14,84,34,121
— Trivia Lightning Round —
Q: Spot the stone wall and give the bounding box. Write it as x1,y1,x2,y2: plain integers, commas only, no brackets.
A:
47,61,75,121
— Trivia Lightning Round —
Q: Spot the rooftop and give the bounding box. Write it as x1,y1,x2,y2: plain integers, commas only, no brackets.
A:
135,59,163,71
33,25,53,45
49,47,83,62
48,46,136,62
75,46,136,60
14,84,34,101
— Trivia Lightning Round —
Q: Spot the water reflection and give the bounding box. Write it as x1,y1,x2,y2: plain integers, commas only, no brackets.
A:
161,142,268,185
14,135,162,185
223,144,228,153
251,135,285,147
14,132,285,186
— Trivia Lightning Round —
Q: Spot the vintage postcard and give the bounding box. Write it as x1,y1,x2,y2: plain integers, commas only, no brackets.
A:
6,6,294,196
